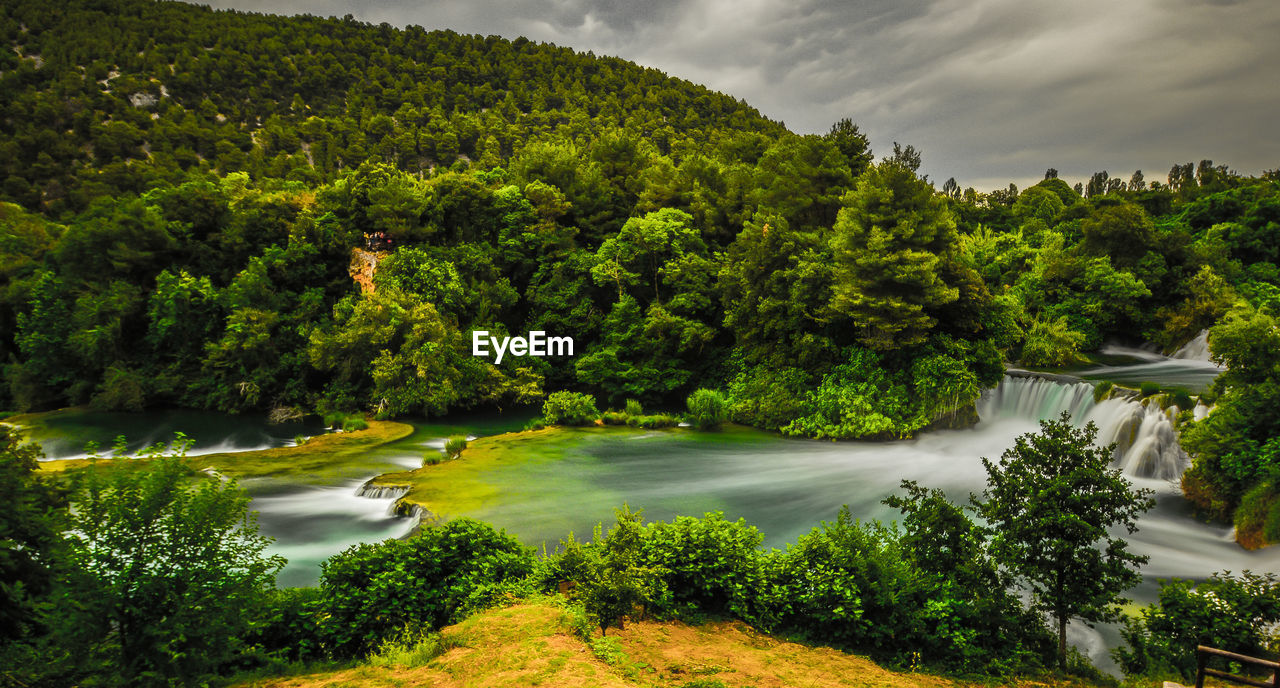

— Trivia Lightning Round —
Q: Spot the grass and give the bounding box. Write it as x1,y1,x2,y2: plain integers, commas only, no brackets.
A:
37,420,414,482
232,597,1121,688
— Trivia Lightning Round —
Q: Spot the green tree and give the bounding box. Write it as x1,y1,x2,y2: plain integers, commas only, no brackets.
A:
0,427,64,645
978,412,1155,669
829,160,961,350
60,452,283,684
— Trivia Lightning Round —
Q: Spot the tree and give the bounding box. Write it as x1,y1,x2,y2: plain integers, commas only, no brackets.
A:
978,412,1154,669
0,427,64,644
60,451,284,684
828,159,961,350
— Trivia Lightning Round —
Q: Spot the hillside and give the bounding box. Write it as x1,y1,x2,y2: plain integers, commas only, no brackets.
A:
0,0,784,216
237,598,1099,688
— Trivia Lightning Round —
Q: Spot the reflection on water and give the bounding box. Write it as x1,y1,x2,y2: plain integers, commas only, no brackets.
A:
17,408,325,460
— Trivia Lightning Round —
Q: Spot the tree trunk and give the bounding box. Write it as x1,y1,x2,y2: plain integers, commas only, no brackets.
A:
1057,613,1067,670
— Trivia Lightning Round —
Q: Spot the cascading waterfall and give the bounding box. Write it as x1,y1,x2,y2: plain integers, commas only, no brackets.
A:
354,482,410,500
1171,329,1214,362
978,375,1190,481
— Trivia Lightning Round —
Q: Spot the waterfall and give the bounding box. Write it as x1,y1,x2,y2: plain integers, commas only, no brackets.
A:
354,482,410,500
1171,329,1215,363
978,375,1189,481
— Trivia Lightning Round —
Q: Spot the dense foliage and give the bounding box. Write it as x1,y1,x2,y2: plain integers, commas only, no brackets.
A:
3,0,1279,456
1116,572,1280,680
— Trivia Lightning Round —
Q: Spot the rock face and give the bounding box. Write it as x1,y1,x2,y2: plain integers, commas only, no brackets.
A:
348,248,380,293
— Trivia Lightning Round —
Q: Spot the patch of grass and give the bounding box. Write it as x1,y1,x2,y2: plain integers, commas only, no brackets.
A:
368,627,462,668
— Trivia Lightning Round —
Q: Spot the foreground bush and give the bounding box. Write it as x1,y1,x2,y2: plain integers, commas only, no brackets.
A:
1115,572,1280,680
320,518,534,657
642,512,763,618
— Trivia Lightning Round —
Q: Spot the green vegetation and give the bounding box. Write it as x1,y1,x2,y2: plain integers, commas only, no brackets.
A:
443,434,467,460
1115,572,1280,681
978,413,1154,669
685,388,729,430
1181,302,1280,546
4,424,1267,687
2,0,1278,455
542,390,600,426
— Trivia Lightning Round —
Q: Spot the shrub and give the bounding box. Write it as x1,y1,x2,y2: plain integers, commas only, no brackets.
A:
343,416,369,431
368,627,460,668
686,389,729,430
1093,380,1114,403
632,413,680,429
600,411,628,425
1115,572,1280,680
444,435,467,460
542,391,599,426
1020,316,1087,367
642,513,764,618
244,587,330,664
319,518,534,657
1169,389,1195,411
1140,381,1162,397
625,399,643,416
769,507,922,650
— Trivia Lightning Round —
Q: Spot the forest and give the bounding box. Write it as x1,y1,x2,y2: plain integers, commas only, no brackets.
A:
3,0,1280,685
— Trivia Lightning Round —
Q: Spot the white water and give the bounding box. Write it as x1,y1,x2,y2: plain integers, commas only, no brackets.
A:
1172,329,1214,362
979,376,1188,481
1079,335,1222,394
251,479,417,588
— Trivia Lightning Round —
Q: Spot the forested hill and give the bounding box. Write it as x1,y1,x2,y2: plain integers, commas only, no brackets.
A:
5,1,1280,539
0,0,784,214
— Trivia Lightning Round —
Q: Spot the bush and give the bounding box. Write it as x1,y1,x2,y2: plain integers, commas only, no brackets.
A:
768,507,922,650
542,391,599,426
1169,389,1195,411
1139,381,1162,397
1020,316,1087,367
244,587,330,664
642,513,764,618
343,416,369,431
319,518,534,657
444,435,467,460
1115,572,1280,680
1093,380,1114,403
600,410,628,425
625,399,643,416
632,413,680,429
686,389,729,430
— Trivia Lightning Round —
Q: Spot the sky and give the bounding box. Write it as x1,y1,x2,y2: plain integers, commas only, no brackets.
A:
190,0,1280,191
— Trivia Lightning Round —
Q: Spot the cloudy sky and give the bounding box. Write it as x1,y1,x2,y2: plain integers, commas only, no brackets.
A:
192,0,1279,191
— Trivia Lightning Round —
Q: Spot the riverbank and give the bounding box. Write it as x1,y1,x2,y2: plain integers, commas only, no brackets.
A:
37,419,414,482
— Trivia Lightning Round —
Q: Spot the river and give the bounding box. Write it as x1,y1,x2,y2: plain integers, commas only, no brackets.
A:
18,341,1277,670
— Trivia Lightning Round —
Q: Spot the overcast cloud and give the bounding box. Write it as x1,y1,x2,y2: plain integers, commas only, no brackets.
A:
192,0,1280,190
